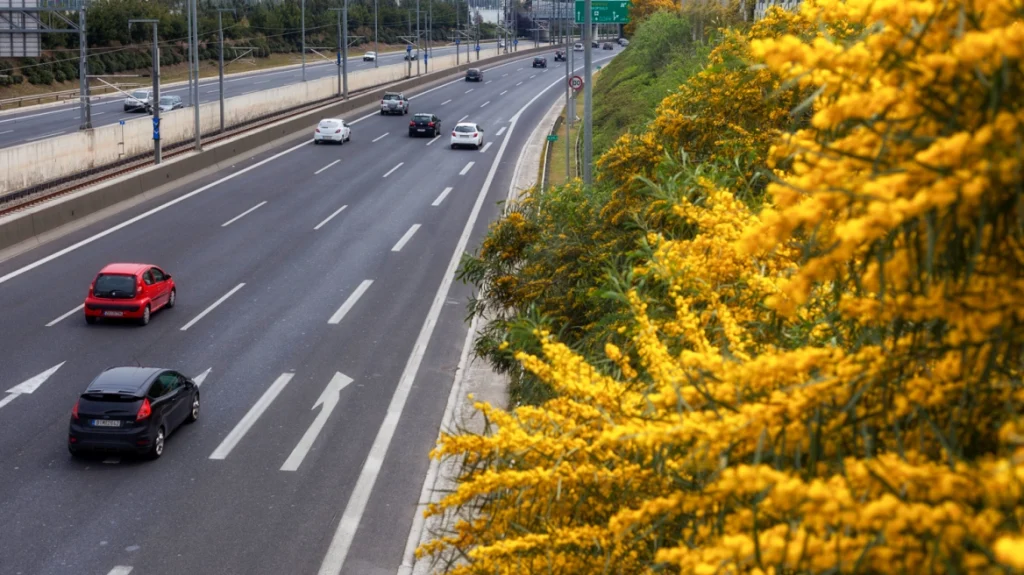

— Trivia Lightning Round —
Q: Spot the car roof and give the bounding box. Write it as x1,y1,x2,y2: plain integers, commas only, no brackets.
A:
413,112,433,117
468,68,480,72
319,118,343,123
98,263,150,275
85,367,165,395
455,122,478,127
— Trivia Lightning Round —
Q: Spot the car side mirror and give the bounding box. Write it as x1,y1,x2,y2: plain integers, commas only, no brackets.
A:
164,274,171,280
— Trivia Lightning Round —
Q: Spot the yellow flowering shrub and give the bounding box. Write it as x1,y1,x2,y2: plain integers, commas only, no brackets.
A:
430,0,1024,573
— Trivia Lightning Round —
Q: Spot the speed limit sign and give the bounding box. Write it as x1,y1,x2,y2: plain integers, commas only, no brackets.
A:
568,75,584,92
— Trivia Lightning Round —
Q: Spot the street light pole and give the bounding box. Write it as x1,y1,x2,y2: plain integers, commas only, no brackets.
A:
185,0,193,107
416,0,421,75
129,19,160,164
565,0,571,180
217,9,235,134
190,0,201,151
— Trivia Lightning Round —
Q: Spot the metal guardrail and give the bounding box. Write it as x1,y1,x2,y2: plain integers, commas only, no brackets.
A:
0,83,140,109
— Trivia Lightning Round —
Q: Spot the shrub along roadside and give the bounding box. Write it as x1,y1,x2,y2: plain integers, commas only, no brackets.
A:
426,0,1024,572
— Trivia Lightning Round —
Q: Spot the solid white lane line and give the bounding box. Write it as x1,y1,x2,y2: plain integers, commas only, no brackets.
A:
25,131,65,141
315,160,341,175
426,135,441,146
441,99,451,105
372,132,389,142
480,101,490,108
516,81,523,86
314,204,348,230
432,187,453,206
328,279,373,324
495,126,507,136
458,115,468,122
106,567,133,575
180,283,245,332
464,88,473,94
221,201,266,227
391,224,421,252
383,162,404,178
479,142,493,153
317,59,556,575
254,80,269,84
47,304,83,327
209,372,295,460
459,161,475,175
500,90,508,95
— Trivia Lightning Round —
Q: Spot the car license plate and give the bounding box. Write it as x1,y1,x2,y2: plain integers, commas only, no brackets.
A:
417,128,425,132
103,310,124,317
92,419,122,427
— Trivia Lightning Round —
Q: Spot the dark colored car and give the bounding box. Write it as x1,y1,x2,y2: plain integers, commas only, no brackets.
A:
533,57,547,68
69,367,200,459
592,40,599,48
554,50,566,62
84,263,176,326
603,42,614,50
409,113,441,137
465,68,483,82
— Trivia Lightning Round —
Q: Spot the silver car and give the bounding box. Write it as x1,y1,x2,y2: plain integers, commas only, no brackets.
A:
153,95,183,114
380,92,409,115
124,89,152,113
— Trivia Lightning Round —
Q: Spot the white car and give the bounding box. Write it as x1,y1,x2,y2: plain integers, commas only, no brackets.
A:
314,118,351,145
451,122,484,150
573,42,584,51
124,89,152,112
363,51,376,62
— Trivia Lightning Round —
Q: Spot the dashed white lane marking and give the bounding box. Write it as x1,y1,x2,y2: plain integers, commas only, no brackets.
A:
383,162,404,177
480,101,490,108
479,142,493,153
391,224,421,252
315,160,341,175
221,201,266,227
47,304,84,327
516,81,523,86
432,187,453,206
426,135,441,146
0,129,13,135
106,567,133,575
458,114,468,122
459,161,475,175
372,132,389,142
180,283,245,332
314,204,348,230
530,74,536,79
485,80,492,84
441,99,451,105
464,88,474,94
210,372,294,460
495,126,507,136
500,90,508,95
328,280,374,324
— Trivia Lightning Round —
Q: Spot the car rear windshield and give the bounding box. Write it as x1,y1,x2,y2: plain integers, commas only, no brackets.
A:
455,125,475,133
131,90,149,100
468,69,480,73
383,94,401,100
82,392,139,402
414,114,432,121
160,97,174,105
93,274,136,298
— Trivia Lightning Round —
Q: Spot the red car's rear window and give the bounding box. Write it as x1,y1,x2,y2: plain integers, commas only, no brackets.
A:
93,274,136,298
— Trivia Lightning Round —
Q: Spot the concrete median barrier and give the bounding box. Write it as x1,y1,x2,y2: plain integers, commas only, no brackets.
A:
0,46,552,255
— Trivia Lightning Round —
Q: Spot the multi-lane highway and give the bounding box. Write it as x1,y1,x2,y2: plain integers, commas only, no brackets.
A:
0,46,618,575
0,41,507,150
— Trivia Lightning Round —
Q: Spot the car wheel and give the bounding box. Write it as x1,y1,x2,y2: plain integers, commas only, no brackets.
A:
139,304,151,326
451,143,456,149
380,110,384,115
85,315,97,325
146,427,165,460
314,140,320,145
69,445,84,458
167,288,176,309
187,392,200,423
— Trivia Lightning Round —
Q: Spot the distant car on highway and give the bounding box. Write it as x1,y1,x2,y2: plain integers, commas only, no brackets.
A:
363,51,377,62
404,49,419,60
68,367,200,460
602,42,614,50
124,89,152,113
380,92,409,115
618,38,629,46
465,68,483,82
573,42,583,52
84,263,175,326
153,95,183,113
314,118,351,144
592,40,599,48
533,57,547,68
554,50,566,61
409,113,441,137
451,122,484,150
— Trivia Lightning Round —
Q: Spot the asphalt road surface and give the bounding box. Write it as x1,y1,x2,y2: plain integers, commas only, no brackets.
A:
0,41,510,150
0,46,619,575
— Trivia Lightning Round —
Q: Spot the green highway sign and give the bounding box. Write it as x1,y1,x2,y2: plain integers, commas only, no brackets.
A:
547,134,559,142
575,0,630,24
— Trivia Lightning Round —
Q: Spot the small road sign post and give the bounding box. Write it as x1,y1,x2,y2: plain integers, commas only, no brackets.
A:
547,134,558,142
569,75,584,92
575,0,630,24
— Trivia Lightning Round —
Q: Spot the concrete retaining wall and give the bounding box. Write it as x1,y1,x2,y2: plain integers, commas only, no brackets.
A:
0,46,550,255
0,51,476,195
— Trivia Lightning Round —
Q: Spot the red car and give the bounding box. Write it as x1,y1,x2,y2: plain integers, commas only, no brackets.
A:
84,263,176,326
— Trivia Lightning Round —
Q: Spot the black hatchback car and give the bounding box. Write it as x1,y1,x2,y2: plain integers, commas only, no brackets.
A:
554,50,566,62
409,113,441,137
465,68,483,81
533,57,547,68
69,367,199,459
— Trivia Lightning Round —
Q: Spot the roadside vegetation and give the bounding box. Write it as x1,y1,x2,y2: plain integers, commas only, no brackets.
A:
426,0,1024,572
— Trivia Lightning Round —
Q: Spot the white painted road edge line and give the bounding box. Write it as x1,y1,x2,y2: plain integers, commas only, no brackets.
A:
459,161,475,175
432,186,453,206
328,279,373,324
315,160,341,175
25,131,65,141
391,224,421,252
372,132,389,142
106,567,133,575
221,201,266,227
180,283,245,332
314,204,348,230
495,126,507,136
46,303,83,327
479,142,493,153
210,372,294,460
316,57,563,575
382,162,404,178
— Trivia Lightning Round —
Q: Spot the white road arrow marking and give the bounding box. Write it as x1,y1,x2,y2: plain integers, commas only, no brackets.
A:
281,372,353,471
193,368,212,387
0,362,65,409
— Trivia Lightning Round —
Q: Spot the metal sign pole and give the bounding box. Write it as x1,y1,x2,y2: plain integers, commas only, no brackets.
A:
342,1,348,98
79,5,91,130
216,9,235,134
583,0,592,185
190,0,201,151
130,19,160,164
301,0,307,81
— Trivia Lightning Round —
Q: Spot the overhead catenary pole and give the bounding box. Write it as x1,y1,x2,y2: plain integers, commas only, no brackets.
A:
190,0,201,151
330,4,348,98
583,0,592,184
374,0,378,68
217,9,235,134
565,0,571,180
185,0,193,107
78,3,91,130
301,0,306,81
129,19,160,164
416,0,421,75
